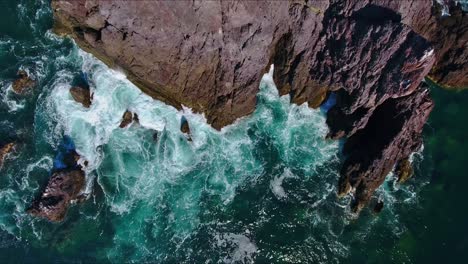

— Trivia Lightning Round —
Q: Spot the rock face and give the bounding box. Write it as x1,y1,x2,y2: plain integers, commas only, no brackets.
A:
70,86,91,108
51,0,466,211
28,139,86,222
338,86,433,211
27,169,85,222
410,2,468,88
12,70,35,94
0,143,16,169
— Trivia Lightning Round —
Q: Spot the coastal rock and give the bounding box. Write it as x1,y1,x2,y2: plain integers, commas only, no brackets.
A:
51,0,466,210
27,169,85,222
338,86,433,211
12,70,35,94
119,110,133,128
395,158,414,183
0,142,16,168
70,86,91,108
410,1,468,88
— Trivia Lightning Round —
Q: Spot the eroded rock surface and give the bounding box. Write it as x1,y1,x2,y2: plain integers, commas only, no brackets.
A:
51,0,466,211
70,86,91,108
27,169,85,222
12,70,35,94
338,86,433,211
28,139,87,222
119,110,133,128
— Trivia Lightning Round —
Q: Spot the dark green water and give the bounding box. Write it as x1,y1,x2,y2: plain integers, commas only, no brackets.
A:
0,1,467,263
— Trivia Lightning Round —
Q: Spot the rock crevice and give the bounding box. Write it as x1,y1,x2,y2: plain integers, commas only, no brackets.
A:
50,0,467,211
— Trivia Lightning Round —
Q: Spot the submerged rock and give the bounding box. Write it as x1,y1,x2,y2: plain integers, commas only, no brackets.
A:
373,200,384,214
153,131,159,142
0,142,16,168
27,169,85,222
395,158,414,183
70,86,91,108
12,70,35,94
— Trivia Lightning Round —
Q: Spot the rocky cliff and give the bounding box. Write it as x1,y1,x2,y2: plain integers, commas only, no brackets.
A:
50,0,467,211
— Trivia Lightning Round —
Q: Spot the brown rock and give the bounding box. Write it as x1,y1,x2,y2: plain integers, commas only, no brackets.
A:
339,86,433,212
0,142,16,168
70,86,91,108
410,1,468,88
27,169,85,222
12,70,35,94
51,0,466,211
119,110,133,128
395,158,414,183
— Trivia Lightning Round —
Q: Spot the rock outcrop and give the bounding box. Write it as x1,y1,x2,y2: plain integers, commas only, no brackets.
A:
69,86,91,108
119,110,139,128
410,1,468,88
0,142,16,169
51,0,467,211
28,138,86,222
27,169,85,222
119,110,133,128
395,158,414,183
12,70,35,94
338,86,433,211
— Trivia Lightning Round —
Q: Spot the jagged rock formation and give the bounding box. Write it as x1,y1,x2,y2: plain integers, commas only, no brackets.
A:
69,86,92,108
51,0,467,211
27,140,86,222
119,110,134,128
338,86,433,211
410,1,468,88
395,157,414,183
12,70,35,94
27,169,85,222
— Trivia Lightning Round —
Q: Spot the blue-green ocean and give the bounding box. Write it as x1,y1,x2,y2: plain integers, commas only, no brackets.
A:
0,1,467,263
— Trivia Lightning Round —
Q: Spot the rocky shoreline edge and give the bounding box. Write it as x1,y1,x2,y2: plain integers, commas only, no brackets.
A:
8,0,465,221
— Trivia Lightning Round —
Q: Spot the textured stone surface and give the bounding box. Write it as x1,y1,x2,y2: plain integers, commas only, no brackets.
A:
119,110,133,128
69,86,91,108
12,70,35,94
27,169,85,222
410,1,468,88
338,86,433,211
395,157,414,183
51,0,466,210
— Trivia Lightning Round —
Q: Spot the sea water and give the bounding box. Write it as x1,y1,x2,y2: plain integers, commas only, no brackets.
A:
1,1,462,263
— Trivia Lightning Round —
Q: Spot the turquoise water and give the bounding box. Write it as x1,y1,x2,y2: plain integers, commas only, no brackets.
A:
0,1,466,263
